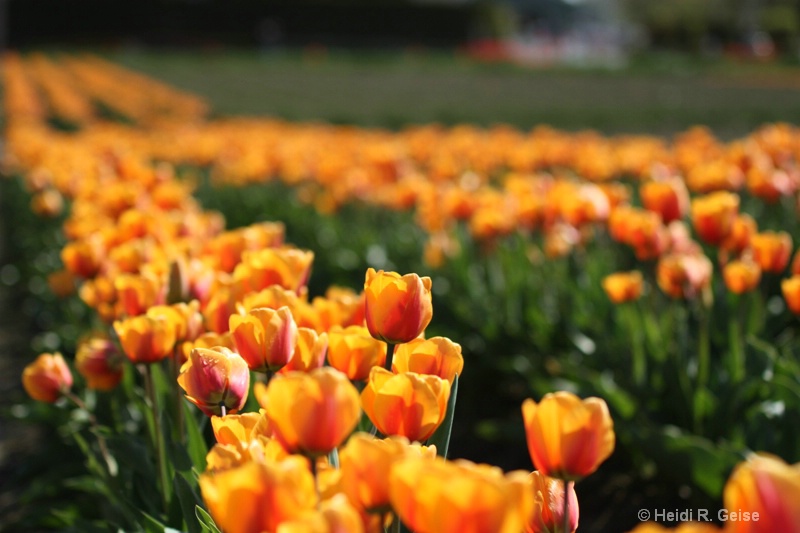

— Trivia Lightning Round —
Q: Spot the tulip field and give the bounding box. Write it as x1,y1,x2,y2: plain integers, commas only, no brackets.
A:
2,51,800,533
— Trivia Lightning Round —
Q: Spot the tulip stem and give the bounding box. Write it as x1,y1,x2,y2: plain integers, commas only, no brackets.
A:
728,293,746,384
563,478,570,533
143,364,169,514
220,404,227,417
695,301,711,432
392,513,401,533
63,390,116,477
172,348,185,443
309,457,320,509
383,343,396,372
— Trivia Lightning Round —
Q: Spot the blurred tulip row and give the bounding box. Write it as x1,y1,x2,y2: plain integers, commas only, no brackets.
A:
3,53,800,532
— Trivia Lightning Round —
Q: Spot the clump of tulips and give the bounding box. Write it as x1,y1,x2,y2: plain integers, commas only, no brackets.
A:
7,52,800,532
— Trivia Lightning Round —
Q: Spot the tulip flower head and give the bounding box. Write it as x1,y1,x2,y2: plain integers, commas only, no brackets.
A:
522,392,615,481
327,325,386,381
230,306,298,373
782,276,800,314
526,471,579,533
723,453,800,533
265,367,361,456
75,335,123,391
392,336,464,383
601,271,644,304
390,457,534,533
178,346,250,417
113,314,177,364
22,352,73,403
361,367,450,442
723,260,761,294
364,268,433,344
200,457,318,533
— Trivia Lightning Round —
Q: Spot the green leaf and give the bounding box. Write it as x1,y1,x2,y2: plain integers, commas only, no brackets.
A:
174,474,204,533
327,447,339,469
183,402,208,472
141,511,169,533
195,506,222,533
427,373,458,459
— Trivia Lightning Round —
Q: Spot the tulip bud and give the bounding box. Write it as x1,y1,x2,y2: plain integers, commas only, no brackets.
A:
22,353,73,403
364,268,433,344
178,346,250,417
526,471,579,533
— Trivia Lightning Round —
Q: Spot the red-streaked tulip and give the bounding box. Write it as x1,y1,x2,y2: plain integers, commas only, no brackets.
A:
177,346,250,417
230,306,298,373
364,268,432,344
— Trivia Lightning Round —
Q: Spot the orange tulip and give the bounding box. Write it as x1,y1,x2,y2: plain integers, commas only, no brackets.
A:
525,471,579,533
691,191,739,245
276,494,365,533
280,328,328,374
390,457,533,533
232,247,314,294
22,352,73,403
339,433,431,513
364,268,433,344
147,301,204,343
782,276,800,314
722,214,757,255
230,306,298,373
181,331,235,365
723,260,762,294
361,367,450,442
264,367,361,456
392,336,463,383
656,253,713,300
327,325,387,381
750,231,792,274
206,411,289,471
521,392,615,481
640,178,689,223
113,314,177,364
75,335,123,391
601,272,644,304
177,346,250,417
199,457,318,533
114,272,163,317
723,453,800,533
